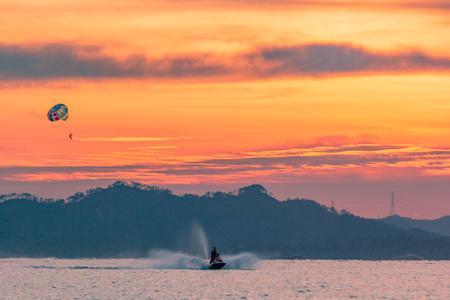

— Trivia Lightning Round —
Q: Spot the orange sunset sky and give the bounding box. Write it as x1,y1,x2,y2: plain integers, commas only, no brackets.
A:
1,0,450,219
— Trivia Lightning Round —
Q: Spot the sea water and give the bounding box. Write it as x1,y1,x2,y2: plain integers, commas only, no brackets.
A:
0,255,448,299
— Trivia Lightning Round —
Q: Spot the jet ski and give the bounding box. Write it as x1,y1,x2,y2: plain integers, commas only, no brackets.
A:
208,256,226,269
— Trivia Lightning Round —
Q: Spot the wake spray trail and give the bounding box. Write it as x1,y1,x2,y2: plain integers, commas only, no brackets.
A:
221,253,260,270
144,250,206,269
140,223,260,270
142,250,260,270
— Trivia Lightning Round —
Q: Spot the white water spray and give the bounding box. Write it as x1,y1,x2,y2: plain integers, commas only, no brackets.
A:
145,250,205,269
143,222,260,270
192,222,209,259
175,221,209,258
222,253,260,270
144,250,260,270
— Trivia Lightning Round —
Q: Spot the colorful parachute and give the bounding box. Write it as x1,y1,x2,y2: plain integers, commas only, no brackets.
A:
47,104,69,122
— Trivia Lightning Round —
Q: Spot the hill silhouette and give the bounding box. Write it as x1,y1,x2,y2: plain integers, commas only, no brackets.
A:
379,215,450,237
0,181,449,259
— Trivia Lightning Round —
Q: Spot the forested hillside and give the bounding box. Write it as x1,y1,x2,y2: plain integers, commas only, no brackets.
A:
1,181,449,259
379,215,450,237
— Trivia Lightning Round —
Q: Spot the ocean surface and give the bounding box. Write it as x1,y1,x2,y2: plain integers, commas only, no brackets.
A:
1,253,448,299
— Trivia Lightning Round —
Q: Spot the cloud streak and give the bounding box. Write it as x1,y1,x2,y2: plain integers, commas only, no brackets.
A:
3,144,450,184
257,44,450,76
75,136,190,142
1,43,450,81
0,43,227,80
88,0,450,12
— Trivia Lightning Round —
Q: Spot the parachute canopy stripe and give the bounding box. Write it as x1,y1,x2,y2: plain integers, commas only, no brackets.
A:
47,103,69,122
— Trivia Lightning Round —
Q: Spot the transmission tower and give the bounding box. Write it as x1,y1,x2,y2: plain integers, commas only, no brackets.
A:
390,192,395,216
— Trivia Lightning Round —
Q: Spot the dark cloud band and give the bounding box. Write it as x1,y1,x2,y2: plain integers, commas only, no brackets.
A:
1,43,450,80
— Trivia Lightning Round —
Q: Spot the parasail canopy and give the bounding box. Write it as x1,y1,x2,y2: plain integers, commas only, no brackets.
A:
47,103,69,122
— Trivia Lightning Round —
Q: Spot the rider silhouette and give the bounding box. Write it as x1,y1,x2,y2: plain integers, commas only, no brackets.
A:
210,246,219,263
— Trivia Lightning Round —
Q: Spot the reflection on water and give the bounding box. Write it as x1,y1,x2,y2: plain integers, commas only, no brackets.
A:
1,258,448,299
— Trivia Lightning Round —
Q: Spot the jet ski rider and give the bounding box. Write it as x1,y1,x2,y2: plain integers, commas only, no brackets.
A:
210,247,219,264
